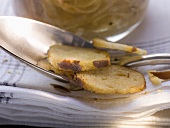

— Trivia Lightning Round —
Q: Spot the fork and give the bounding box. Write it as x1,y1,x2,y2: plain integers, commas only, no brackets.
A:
119,53,170,67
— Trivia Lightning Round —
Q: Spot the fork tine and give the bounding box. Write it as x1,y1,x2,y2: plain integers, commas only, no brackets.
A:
120,53,170,67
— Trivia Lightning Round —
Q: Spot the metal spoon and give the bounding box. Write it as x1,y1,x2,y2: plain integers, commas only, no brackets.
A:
0,16,92,82
0,16,170,83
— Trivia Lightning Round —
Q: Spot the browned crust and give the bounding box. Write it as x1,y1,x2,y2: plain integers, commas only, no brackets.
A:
58,60,82,72
59,72,83,87
93,60,109,68
130,68,146,90
64,75,84,87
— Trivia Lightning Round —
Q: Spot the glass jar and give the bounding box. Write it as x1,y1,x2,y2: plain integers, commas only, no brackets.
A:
13,0,149,41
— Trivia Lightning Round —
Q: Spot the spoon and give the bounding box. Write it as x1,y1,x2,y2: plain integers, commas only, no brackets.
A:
0,16,170,83
0,16,92,82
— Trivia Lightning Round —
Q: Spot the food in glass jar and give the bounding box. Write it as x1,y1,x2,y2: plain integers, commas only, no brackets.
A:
13,0,149,41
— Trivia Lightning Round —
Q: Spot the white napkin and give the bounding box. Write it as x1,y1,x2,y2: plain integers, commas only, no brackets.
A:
1,0,170,127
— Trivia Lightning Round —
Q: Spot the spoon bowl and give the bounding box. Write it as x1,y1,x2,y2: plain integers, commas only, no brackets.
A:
0,16,91,82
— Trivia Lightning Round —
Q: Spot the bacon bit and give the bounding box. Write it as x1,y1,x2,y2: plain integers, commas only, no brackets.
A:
132,47,137,52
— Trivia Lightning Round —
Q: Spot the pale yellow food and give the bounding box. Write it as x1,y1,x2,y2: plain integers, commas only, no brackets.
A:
148,70,170,85
92,38,147,55
48,44,110,72
37,59,61,74
76,65,146,94
147,70,162,85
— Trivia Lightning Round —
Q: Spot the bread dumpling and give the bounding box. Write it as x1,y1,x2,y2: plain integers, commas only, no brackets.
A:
75,65,146,94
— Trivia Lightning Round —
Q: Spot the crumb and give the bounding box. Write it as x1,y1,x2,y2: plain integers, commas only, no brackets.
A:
7,70,12,74
144,91,148,94
102,76,107,80
109,22,113,25
3,59,8,63
157,89,162,93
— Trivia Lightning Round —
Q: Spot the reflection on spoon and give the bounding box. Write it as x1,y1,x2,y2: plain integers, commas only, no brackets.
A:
0,16,91,82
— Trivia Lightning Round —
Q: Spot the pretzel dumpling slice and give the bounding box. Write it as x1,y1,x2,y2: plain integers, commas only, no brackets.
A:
75,65,146,94
47,45,110,72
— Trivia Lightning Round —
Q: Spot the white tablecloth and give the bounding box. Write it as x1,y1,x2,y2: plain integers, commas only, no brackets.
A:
1,0,170,127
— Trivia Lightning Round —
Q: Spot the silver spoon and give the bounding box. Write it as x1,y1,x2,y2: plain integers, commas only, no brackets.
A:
0,16,92,82
0,16,170,83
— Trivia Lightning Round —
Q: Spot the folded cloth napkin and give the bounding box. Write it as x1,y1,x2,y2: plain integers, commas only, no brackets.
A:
1,38,170,127
1,0,170,127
